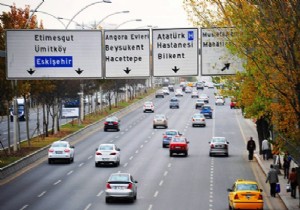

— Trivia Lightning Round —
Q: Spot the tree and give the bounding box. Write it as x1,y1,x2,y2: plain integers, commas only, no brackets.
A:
184,0,300,160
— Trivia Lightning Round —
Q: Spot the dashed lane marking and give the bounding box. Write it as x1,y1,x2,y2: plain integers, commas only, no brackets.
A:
37,191,46,197
53,180,61,185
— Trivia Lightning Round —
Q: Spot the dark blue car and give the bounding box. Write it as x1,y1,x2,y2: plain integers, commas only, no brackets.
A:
200,105,213,119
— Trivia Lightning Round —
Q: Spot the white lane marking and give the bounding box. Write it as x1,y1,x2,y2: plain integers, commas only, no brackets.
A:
145,140,148,143
67,170,73,176
140,145,144,148
129,156,133,160
115,136,119,139
148,204,153,210
83,203,92,210
79,163,84,167
87,156,93,160
135,150,139,154
37,191,46,197
97,190,104,197
53,180,61,185
125,128,129,131
109,140,114,142
123,162,128,167
159,180,164,186
154,191,159,197
19,205,29,210
167,163,172,168
163,171,168,176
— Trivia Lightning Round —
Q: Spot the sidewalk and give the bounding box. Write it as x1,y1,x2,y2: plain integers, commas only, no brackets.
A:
255,153,300,209
240,114,300,209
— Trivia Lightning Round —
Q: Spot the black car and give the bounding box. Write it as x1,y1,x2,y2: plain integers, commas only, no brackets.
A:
104,116,120,131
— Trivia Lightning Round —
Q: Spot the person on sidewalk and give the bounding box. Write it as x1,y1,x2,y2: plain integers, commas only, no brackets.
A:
247,137,256,161
266,164,279,197
283,153,291,179
288,167,298,198
261,139,270,160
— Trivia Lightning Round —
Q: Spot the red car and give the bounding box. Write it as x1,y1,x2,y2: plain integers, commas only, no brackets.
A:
169,136,189,157
230,101,237,109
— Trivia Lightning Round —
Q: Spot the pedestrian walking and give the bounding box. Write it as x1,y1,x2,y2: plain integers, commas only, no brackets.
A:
261,139,270,160
283,153,291,179
266,164,279,197
288,168,298,198
247,137,256,161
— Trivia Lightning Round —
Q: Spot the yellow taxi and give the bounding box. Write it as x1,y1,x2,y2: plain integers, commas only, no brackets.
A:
227,179,264,210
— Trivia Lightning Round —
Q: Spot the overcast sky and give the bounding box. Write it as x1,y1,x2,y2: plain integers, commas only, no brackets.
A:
1,0,193,29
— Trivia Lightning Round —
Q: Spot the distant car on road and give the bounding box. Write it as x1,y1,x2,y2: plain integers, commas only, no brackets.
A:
48,140,75,164
191,91,199,98
95,144,121,167
105,173,138,203
162,129,182,148
155,90,164,98
169,136,189,157
195,99,205,109
143,101,155,113
153,114,168,129
199,94,209,103
215,98,225,105
227,179,263,210
175,89,184,97
169,97,180,109
200,104,213,119
162,87,170,95
104,116,120,132
191,113,206,127
209,137,229,157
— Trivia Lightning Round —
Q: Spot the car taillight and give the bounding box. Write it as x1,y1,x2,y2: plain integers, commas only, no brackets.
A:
163,135,167,139
48,149,54,153
127,183,133,189
192,119,195,121
64,148,70,153
104,122,108,125
210,144,214,148
224,144,228,149
201,119,205,121
113,122,118,125
96,152,102,155
258,194,263,200
106,183,111,189
234,194,239,199
110,152,116,155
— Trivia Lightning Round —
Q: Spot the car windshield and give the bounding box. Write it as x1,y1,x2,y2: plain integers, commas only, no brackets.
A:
155,115,165,119
99,145,114,150
203,106,211,110
109,174,130,182
170,98,178,102
166,131,178,135
212,138,226,143
172,137,185,142
236,184,258,191
52,142,68,147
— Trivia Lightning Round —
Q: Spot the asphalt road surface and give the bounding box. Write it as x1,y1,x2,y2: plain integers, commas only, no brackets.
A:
0,87,286,210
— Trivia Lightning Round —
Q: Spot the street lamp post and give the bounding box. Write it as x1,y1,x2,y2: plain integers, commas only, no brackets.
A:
96,10,129,29
31,10,66,28
65,0,112,29
115,19,142,29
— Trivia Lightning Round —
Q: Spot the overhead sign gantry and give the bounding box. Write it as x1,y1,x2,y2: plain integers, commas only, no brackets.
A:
6,30,103,79
104,29,150,78
152,28,199,77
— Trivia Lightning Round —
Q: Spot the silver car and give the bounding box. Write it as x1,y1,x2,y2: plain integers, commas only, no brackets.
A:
192,113,206,127
153,114,168,129
209,137,229,157
105,173,138,203
48,140,75,164
95,144,121,167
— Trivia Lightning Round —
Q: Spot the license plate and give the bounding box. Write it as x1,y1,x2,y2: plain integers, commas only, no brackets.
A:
102,158,109,161
55,151,63,154
175,146,181,149
114,186,125,190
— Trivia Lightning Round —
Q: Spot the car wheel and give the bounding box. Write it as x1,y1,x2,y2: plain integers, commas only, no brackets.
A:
68,158,72,164
105,197,110,203
228,204,232,210
153,125,156,129
225,153,229,157
134,193,137,200
165,125,168,129
169,151,173,157
48,159,52,164
209,153,212,157
95,162,98,167
130,197,135,203
104,128,107,132
162,144,165,148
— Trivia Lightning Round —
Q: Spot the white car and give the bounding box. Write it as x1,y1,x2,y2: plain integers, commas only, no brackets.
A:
162,87,170,95
95,144,121,167
143,101,154,112
175,89,184,97
192,113,206,127
48,140,75,164
215,98,225,105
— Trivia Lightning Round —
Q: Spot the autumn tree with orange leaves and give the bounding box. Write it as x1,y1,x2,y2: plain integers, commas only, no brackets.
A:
184,0,300,160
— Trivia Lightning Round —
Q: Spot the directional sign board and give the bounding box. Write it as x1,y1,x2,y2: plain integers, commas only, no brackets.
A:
201,27,245,76
104,29,150,78
152,28,198,77
6,30,102,79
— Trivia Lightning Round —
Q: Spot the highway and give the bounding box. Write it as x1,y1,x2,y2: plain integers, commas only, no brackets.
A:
0,87,285,210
